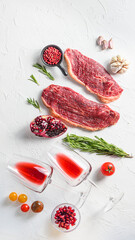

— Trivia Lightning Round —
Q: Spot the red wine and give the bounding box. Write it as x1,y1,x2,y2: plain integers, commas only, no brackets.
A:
56,153,83,179
16,162,48,185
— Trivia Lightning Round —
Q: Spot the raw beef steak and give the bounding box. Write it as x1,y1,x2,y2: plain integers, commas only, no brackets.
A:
64,48,123,103
41,85,120,131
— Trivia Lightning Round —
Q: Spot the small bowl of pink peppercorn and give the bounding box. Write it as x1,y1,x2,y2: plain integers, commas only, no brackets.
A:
51,203,81,232
41,44,67,76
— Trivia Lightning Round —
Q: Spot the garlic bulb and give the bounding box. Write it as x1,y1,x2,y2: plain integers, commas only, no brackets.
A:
110,55,129,74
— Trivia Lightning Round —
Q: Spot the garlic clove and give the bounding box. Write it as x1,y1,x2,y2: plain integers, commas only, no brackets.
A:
110,65,122,74
111,56,117,63
121,58,126,63
123,65,129,69
117,55,122,62
108,38,113,49
118,68,127,74
102,40,108,50
124,60,129,66
111,62,121,67
97,36,104,46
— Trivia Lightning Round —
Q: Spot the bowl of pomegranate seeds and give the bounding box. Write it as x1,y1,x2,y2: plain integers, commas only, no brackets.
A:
41,44,67,76
51,203,81,232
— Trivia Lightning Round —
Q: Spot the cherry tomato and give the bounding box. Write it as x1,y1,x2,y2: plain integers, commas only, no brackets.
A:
21,204,30,212
9,192,18,201
101,162,115,176
18,194,28,203
31,201,44,213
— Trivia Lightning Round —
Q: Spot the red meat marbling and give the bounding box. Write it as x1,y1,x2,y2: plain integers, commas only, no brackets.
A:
64,48,123,103
41,85,120,131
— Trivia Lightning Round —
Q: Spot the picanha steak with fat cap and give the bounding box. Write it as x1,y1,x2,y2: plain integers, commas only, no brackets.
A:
64,48,123,103
41,85,120,131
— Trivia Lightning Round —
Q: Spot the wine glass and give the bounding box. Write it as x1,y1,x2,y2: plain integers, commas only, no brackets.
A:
47,145,92,187
47,145,124,212
7,154,53,193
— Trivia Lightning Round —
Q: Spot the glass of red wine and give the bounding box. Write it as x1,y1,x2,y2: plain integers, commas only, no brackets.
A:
47,145,124,211
7,154,53,193
47,146,92,187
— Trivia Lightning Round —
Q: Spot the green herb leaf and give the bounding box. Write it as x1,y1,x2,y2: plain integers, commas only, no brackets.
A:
105,166,113,173
33,63,54,80
27,98,41,110
63,134,132,158
28,74,39,85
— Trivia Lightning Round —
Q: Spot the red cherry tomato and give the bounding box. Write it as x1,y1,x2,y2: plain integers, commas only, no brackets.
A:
21,204,30,212
101,162,115,176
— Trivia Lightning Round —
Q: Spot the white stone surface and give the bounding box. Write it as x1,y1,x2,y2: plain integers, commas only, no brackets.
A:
0,0,135,239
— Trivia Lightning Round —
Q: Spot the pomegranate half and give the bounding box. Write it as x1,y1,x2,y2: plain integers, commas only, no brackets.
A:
30,115,67,138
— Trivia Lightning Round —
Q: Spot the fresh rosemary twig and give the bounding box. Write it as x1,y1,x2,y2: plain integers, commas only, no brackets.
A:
33,63,54,80
27,98,41,110
63,134,132,158
28,74,39,85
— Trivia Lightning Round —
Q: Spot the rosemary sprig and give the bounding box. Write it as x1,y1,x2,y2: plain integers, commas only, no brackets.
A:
27,98,41,110
63,134,132,158
33,63,54,80
28,74,39,85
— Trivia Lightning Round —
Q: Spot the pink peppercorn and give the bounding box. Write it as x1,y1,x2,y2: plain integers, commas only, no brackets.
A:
43,47,62,65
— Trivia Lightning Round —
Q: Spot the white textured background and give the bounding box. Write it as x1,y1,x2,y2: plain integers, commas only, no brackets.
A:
0,0,135,239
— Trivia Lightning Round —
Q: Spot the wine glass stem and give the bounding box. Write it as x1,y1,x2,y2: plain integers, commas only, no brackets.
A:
88,179,124,212
75,181,92,209
52,180,92,209
88,179,109,198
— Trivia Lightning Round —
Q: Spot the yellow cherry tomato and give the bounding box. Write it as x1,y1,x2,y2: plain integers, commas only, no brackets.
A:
9,192,18,201
18,194,28,203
